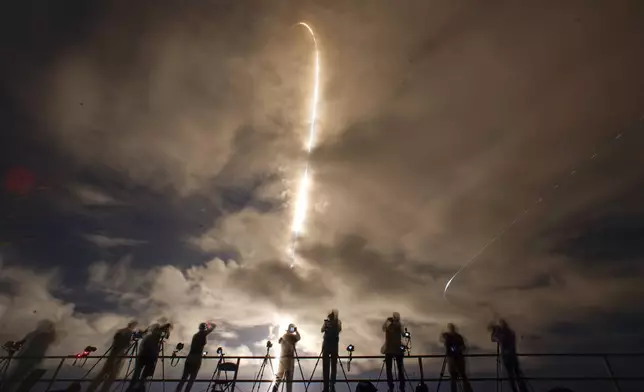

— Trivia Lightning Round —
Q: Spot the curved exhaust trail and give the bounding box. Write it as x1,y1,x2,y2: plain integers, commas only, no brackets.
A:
288,22,320,267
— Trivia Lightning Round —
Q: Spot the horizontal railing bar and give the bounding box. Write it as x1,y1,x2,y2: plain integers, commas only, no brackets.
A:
3,353,644,360
24,377,644,382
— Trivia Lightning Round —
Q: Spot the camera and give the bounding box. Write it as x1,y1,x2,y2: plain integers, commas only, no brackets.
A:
266,341,273,349
175,342,184,352
216,347,224,355
403,328,411,338
2,340,24,354
132,330,144,341
203,351,208,356
76,346,97,359
346,344,355,352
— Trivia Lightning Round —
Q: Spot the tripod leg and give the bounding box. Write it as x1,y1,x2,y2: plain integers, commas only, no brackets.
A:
435,356,446,392
400,362,413,392
252,357,267,392
293,349,308,392
337,356,352,392
118,343,138,392
82,346,114,380
306,351,322,392
375,360,385,389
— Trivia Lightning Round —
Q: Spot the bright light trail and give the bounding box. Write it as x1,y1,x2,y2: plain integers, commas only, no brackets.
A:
443,116,644,302
288,22,320,267
268,21,321,389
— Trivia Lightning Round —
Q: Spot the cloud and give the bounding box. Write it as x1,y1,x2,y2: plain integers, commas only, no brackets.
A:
3,1,644,387
83,234,147,248
71,184,123,206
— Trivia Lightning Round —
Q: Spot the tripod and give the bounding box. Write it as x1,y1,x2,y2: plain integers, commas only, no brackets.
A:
252,346,274,392
305,349,352,392
436,356,467,392
116,340,140,392
0,351,16,389
206,351,228,392
271,347,307,392
81,345,114,380
376,356,412,392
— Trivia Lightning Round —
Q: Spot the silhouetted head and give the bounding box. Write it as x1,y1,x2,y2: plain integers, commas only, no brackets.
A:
499,319,509,329
36,319,55,332
329,309,339,320
447,323,456,333
127,320,138,330
392,312,400,322
287,323,296,333
199,323,207,331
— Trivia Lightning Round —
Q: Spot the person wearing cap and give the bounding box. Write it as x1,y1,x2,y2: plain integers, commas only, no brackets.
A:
382,312,406,392
87,320,138,392
273,324,301,392
321,310,342,392
176,322,216,392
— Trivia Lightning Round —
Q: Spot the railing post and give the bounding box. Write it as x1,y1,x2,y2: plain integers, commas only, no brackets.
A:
230,357,241,392
44,357,67,392
602,355,621,392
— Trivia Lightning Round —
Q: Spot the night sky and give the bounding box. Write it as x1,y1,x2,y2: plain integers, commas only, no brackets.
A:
1,1,644,392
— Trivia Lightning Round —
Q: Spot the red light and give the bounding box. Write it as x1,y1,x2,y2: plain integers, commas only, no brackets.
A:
4,167,35,196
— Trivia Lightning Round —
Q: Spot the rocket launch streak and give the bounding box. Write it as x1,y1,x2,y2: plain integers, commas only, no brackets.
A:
289,22,320,266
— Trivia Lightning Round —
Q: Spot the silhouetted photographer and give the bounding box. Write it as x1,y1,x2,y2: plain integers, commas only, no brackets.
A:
176,322,216,392
321,310,342,392
440,323,473,392
88,320,139,392
273,324,301,392
381,312,406,392
127,322,172,391
489,319,528,392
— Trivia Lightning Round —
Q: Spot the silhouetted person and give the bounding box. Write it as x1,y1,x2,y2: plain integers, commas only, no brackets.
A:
381,312,405,392
87,320,138,392
321,310,342,392
128,322,171,391
272,324,301,392
3,319,58,392
176,322,216,392
440,323,473,392
489,319,528,392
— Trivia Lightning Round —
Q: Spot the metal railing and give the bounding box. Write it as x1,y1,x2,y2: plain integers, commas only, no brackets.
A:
1,352,643,392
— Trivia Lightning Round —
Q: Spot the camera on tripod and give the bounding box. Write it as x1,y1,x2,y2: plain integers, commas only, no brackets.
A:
346,344,355,352
266,341,273,349
159,323,172,337
403,328,411,338
76,346,97,358
132,330,144,341
2,340,24,354
216,347,224,356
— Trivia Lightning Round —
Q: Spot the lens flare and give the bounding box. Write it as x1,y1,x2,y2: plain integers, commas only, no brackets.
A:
287,22,320,268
